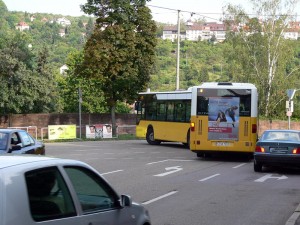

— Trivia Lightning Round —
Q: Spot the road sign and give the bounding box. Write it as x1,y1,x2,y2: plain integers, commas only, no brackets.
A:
287,111,292,117
287,89,296,100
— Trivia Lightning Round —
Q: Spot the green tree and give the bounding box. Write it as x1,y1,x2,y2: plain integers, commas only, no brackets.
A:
78,0,157,135
223,0,300,117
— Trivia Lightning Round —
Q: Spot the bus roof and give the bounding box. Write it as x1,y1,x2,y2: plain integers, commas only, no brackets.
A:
196,82,257,89
139,89,192,100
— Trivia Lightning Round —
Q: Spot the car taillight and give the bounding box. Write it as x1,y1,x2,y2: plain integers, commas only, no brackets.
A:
190,122,195,132
292,147,300,154
252,124,257,133
255,146,265,152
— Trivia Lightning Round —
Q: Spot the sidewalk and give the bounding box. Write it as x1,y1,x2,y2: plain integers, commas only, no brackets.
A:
286,203,300,225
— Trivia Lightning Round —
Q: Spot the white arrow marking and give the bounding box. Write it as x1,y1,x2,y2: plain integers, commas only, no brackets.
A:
255,174,288,182
154,166,183,177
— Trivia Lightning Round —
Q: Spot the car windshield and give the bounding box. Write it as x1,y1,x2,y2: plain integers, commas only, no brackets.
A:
262,131,300,142
0,132,8,150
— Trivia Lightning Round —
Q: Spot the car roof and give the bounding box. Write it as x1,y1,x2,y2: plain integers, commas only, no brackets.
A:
263,129,300,133
0,155,63,169
0,129,25,133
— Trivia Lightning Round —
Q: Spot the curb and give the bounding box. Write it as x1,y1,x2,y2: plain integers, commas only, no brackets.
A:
285,203,300,225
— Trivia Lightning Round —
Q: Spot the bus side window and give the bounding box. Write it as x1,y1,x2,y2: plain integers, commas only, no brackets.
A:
157,103,166,121
186,102,191,122
146,102,157,120
167,102,174,121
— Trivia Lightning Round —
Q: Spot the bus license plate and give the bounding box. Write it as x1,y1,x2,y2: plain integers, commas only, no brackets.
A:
215,142,231,146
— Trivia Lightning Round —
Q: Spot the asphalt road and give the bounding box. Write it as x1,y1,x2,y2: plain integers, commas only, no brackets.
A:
46,140,300,225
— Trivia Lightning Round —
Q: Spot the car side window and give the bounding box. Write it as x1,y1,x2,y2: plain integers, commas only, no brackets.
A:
19,131,35,146
64,166,119,213
25,167,77,222
11,132,22,146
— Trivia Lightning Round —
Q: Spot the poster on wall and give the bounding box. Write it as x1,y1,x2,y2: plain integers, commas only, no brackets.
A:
86,125,96,139
208,97,240,141
86,124,112,139
48,125,76,140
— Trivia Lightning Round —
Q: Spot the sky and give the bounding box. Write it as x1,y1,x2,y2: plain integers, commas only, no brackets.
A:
2,0,300,24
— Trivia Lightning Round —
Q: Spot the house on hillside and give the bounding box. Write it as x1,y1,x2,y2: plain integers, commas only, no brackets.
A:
60,65,68,75
284,21,300,40
15,22,30,31
185,23,203,41
56,17,71,27
41,17,48,22
59,29,66,37
205,22,226,42
30,15,36,22
162,25,186,42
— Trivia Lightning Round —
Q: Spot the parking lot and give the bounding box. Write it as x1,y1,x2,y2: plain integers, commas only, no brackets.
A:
46,140,300,225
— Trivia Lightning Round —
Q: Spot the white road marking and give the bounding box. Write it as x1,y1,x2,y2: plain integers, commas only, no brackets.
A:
255,174,288,182
232,163,247,169
154,166,183,177
142,191,178,205
147,159,194,165
199,173,220,182
147,159,169,165
100,170,123,175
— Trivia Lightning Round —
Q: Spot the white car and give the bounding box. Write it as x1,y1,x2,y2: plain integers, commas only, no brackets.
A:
0,155,151,225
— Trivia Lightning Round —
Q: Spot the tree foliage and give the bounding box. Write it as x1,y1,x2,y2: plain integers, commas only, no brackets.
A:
223,0,300,117
78,0,157,133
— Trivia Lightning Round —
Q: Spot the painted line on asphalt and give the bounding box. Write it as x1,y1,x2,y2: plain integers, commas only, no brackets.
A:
142,191,178,205
147,159,169,165
147,159,194,165
199,174,220,182
100,170,124,176
232,163,247,169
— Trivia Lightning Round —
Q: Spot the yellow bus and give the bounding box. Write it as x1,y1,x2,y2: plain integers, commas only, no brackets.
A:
136,82,258,157
135,89,191,146
190,82,258,157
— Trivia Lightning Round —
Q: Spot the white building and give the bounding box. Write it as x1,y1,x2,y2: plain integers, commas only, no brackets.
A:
56,17,71,27
60,65,69,75
15,22,30,31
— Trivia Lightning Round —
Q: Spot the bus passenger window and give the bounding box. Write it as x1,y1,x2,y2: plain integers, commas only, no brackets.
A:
166,102,174,121
174,103,185,122
157,103,166,121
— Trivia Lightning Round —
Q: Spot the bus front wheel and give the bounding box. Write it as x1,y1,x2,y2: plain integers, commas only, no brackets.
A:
146,128,161,145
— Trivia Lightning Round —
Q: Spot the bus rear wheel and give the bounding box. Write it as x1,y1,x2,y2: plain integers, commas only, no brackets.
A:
146,128,161,145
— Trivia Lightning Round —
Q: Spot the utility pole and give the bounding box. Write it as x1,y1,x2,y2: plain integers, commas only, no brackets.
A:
78,88,82,139
176,10,180,90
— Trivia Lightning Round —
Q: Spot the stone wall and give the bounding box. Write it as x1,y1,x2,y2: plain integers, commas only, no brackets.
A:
0,113,136,138
0,113,299,138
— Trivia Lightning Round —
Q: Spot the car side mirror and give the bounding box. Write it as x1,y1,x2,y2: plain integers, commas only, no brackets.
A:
119,195,132,207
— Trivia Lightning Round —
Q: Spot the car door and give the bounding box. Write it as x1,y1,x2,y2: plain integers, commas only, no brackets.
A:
64,166,134,225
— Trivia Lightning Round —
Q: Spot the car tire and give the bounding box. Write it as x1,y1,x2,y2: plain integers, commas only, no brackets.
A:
254,160,263,172
146,128,161,145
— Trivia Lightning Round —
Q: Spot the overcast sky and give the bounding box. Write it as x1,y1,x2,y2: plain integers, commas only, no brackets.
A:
2,0,300,24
